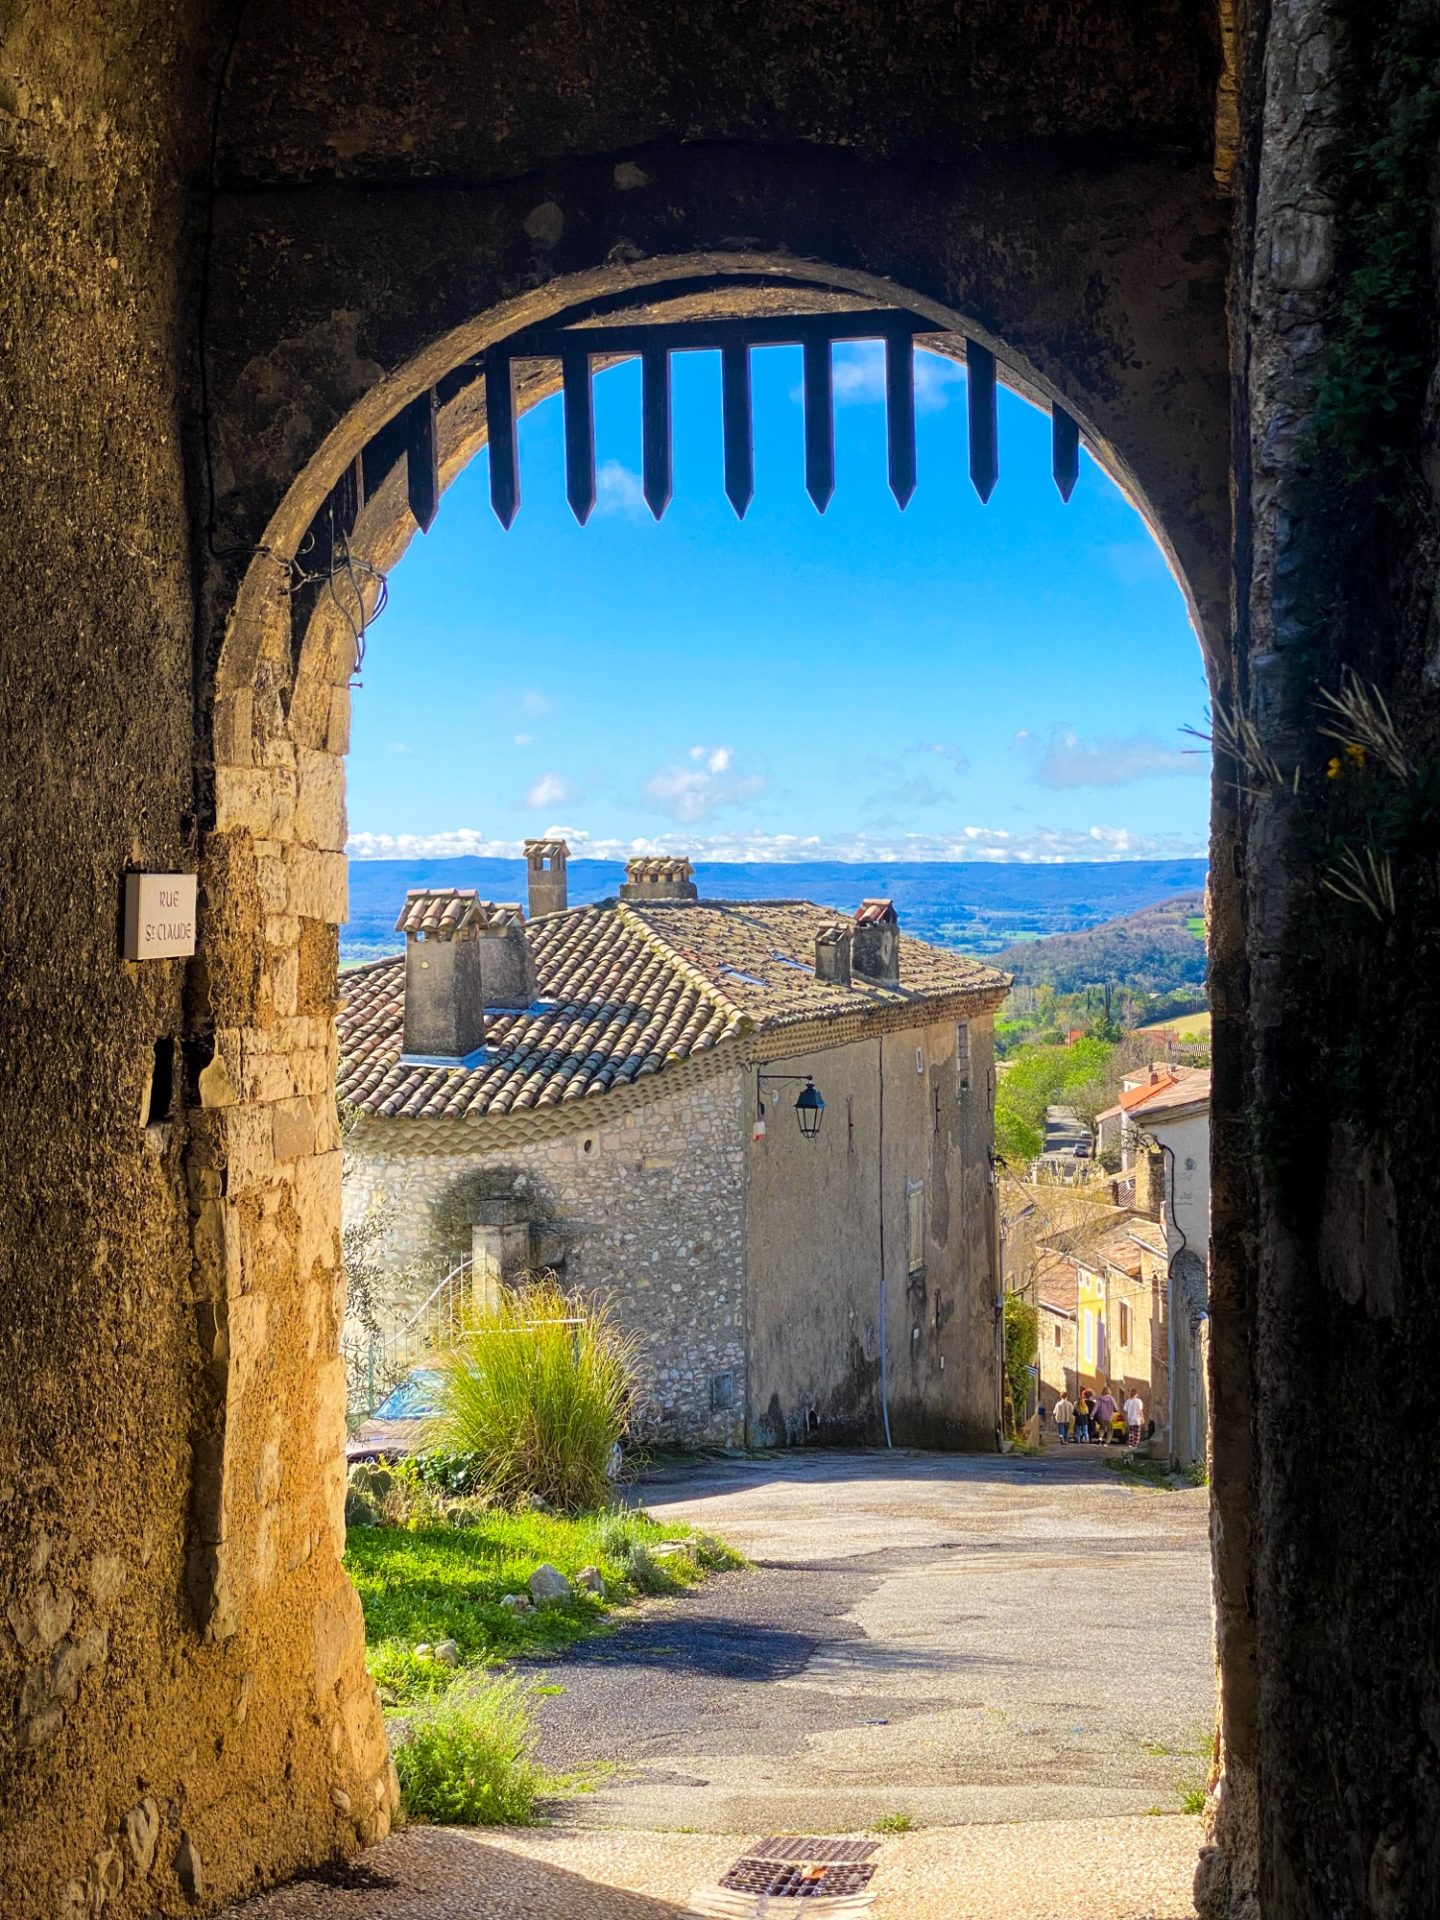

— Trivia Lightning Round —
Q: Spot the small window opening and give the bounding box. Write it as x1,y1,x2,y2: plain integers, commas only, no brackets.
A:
145,1037,176,1127
906,1179,925,1273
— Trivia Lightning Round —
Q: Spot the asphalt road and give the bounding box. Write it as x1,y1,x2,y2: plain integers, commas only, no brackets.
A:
524,1445,1214,1832
224,1447,1212,1920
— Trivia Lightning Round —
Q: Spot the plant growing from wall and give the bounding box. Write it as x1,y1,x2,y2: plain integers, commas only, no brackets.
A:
1002,1292,1038,1436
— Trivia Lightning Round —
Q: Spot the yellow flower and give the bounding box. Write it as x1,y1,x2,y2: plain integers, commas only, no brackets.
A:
1345,743,1367,768
1326,756,1343,779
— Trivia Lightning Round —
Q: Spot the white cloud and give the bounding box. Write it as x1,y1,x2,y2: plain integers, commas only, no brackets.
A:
519,690,552,717
386,741,413,756
1030,727,1208,789
644,744,767,824
524,772,571,809
689,744,732,774
513,732,535,748
795,343,966,415
348,822,1206,864
595,460,648,518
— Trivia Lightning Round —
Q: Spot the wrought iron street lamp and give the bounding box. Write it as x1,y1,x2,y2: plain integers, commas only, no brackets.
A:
755,1071,825,1142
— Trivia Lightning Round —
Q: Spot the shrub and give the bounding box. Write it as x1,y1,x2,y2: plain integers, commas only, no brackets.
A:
433,1276,637,1513
392,1675,541,1825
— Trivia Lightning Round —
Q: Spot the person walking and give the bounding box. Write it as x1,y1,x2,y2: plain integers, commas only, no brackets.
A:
1124,1390,1145,1448
1053,1393,1073,1445
1094,1384,1118,1443
1074,1389,1093,1444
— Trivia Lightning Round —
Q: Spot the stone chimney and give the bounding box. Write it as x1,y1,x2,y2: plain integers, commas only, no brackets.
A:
852,898,900,987
525,837,569,918
474,902,537,1010
397,889,488,1061
619,855,698,904
814,922,852,986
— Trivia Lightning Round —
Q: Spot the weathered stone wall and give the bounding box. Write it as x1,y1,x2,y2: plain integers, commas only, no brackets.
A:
343,1066,749,1445
745,1014,999,1451
1200,0,1440,1914
0,1,1257,1913
0,7,396,1918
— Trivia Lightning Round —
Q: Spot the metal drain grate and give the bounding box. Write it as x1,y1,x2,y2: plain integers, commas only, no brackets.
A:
719,1838,879,1900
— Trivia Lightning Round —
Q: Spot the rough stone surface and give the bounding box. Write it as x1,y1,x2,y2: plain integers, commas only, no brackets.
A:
528,1565,572,1605
343,1070,749,1446
6,0,1434,1913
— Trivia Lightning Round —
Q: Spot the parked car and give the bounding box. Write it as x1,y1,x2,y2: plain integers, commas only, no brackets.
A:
345,1367,443,1464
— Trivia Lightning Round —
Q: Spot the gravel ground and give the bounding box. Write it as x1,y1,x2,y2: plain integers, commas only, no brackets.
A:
224,1446,1211,1919
221,1819,1205,1919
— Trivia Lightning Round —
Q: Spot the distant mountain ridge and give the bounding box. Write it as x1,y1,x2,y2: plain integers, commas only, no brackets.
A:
995,892,1208,995
343,856,1209,965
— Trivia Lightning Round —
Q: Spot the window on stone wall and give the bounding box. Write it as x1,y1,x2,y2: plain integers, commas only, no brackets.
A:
956,1020,972,1092
1120,1300,1132,1348
906,1180,925,1273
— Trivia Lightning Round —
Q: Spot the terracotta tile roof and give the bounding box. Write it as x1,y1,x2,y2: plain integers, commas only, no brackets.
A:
625,856,694,884
524,838,569,860
1123,1066,1210,1120
855,898,898,925
338,897,1007,1122
1034,1251,1079,1316
393,890,523,937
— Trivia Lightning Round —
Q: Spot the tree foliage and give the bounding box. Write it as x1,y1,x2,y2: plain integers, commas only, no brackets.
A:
1003,1292,1038,1436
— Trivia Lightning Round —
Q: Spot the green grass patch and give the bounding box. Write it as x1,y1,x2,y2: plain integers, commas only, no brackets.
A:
1143,1722,1213,1815
872,1811,917,1833
1106,1456,1208,1493
393,1674,543,1825
346,1505,743,1707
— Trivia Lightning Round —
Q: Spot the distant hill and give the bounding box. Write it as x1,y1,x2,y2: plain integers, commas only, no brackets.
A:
343,855,1209,964
996,893,1208,995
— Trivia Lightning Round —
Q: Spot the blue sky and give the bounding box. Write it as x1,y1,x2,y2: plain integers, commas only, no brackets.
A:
347,343,1211,864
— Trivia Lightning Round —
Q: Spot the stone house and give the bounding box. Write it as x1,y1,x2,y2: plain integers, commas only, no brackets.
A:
1096,1065,1212,1464
339,845,1009,1450
1027,1212,1168,1431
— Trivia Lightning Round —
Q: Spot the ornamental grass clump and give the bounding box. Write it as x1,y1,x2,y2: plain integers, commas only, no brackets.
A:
434,1275,637,1514
393,1674,540,1825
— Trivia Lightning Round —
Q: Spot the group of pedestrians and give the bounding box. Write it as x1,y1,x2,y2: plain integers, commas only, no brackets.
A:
1051,1385,1145,1447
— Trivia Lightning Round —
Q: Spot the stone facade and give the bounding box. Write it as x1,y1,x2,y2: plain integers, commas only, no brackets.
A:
343,1004,1000,1452
344,1066,749,1445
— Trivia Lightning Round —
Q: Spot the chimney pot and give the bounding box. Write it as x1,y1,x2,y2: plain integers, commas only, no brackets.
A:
814,922,852,986
474,902,537,1010
619,855,698,904
525,837,569,918
397,889,487,1060
852,898,900,988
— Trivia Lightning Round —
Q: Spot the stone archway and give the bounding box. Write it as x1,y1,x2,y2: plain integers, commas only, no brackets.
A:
195,204,1244,1906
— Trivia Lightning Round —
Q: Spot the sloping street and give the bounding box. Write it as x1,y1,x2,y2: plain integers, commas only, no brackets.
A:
227,1447,1212,1919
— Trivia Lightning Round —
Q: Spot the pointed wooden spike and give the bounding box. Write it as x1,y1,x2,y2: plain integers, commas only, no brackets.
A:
886,334,917,509
803,335,835,512
1052,404,1080,503
404,388,440,533
642,346,672,520
562,348,596,525
486,353,520,528
721,341,754,519
966,341,998,504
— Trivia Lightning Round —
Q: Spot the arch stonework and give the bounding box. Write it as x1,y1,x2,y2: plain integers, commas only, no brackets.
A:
197,146,1242,1913
13,1,1440,1916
